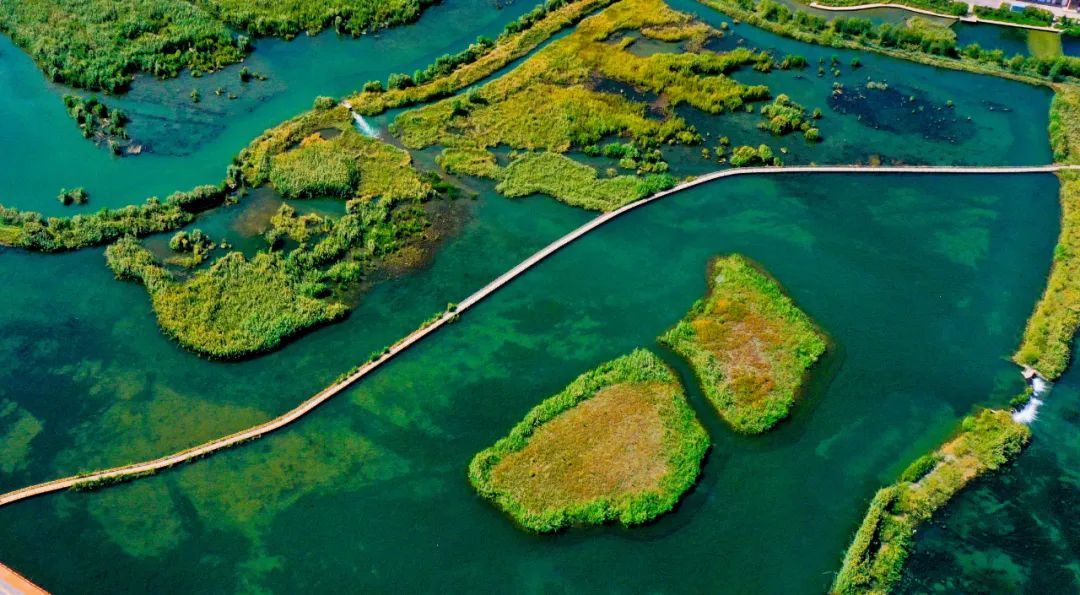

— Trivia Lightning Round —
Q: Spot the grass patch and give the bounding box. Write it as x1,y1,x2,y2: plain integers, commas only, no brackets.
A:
390,0,781,209
106,236,347,358
659,255,826,433
0,0,246,92
1014,171,1080,379
1028,30,1063,60
270,139,359,199
495,152,674,211
1014,88,1080,379
102,134,438,357
196,0,431,37
468,349,709,532
832,409,1030,594
974,3,1054,28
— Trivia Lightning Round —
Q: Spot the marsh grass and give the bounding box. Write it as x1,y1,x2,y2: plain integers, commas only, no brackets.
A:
106,236,347,359
832,409,1030,594
1015,88,1080,379
468,349,709,532
659,255,826,433
496,152,673,211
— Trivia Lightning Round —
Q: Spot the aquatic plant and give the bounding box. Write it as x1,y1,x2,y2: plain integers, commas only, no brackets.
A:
105,236,348,359
832,409,1030,594
659,255,826,433
468,349,709,532
62,95,129,150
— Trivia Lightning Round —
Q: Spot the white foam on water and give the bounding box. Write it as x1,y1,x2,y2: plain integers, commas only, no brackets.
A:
1012,397,1043,424
351,112,379,138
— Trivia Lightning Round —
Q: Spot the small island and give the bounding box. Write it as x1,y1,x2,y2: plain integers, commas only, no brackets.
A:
468,349,709,532
659,255,826,434
831,409,1031,595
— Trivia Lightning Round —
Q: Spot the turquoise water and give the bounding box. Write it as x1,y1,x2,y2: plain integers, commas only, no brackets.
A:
0,0,540,215
899,351,1080,593
0,172,1059,592
0,0,1072,591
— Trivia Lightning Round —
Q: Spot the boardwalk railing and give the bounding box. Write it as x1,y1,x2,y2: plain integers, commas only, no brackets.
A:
1,164,1075,508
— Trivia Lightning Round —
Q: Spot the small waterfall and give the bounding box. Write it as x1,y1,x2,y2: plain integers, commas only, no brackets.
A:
1012,371,1049,424
351,112,379,138
1013,397,1043,424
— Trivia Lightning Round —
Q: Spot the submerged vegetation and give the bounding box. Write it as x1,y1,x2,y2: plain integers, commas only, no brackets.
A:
832,409,1030,594
1014,88,1080,379
659,255,826,433
468,349,709,532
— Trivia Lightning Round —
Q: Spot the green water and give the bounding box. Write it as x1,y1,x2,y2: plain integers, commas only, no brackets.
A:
0,1,1072,592
0,172,1061,593
898,356,1080,593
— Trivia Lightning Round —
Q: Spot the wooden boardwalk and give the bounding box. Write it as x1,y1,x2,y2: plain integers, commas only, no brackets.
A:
0,561,48,595
0,164,1075,509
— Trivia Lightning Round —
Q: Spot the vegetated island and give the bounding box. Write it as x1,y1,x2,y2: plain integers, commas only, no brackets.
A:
659,255,827,433
0,0,439,93
104,117,448,359
62,95,136,155
1014,86,1080,380
468,349,709,532
831,409,1030,595
0,0,828,360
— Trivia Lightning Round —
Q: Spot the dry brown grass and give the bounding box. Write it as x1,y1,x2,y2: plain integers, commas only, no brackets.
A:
660,255,827,433
488,381,670,511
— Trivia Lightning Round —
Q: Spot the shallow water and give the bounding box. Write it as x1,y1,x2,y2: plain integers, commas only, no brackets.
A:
899,358,1080,594
0,172,1060,593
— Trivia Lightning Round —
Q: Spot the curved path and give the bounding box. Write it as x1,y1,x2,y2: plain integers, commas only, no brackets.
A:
1,163,1076,508
808,2,975,22
808,1,1068,31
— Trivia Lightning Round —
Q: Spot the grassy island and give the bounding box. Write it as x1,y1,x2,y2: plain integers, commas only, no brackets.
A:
1014,87,1080,379
832,409,1030,595
101,123,443,358
468,349,709,532
0,0,440,93
659,255,826,434
106,237,347,358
